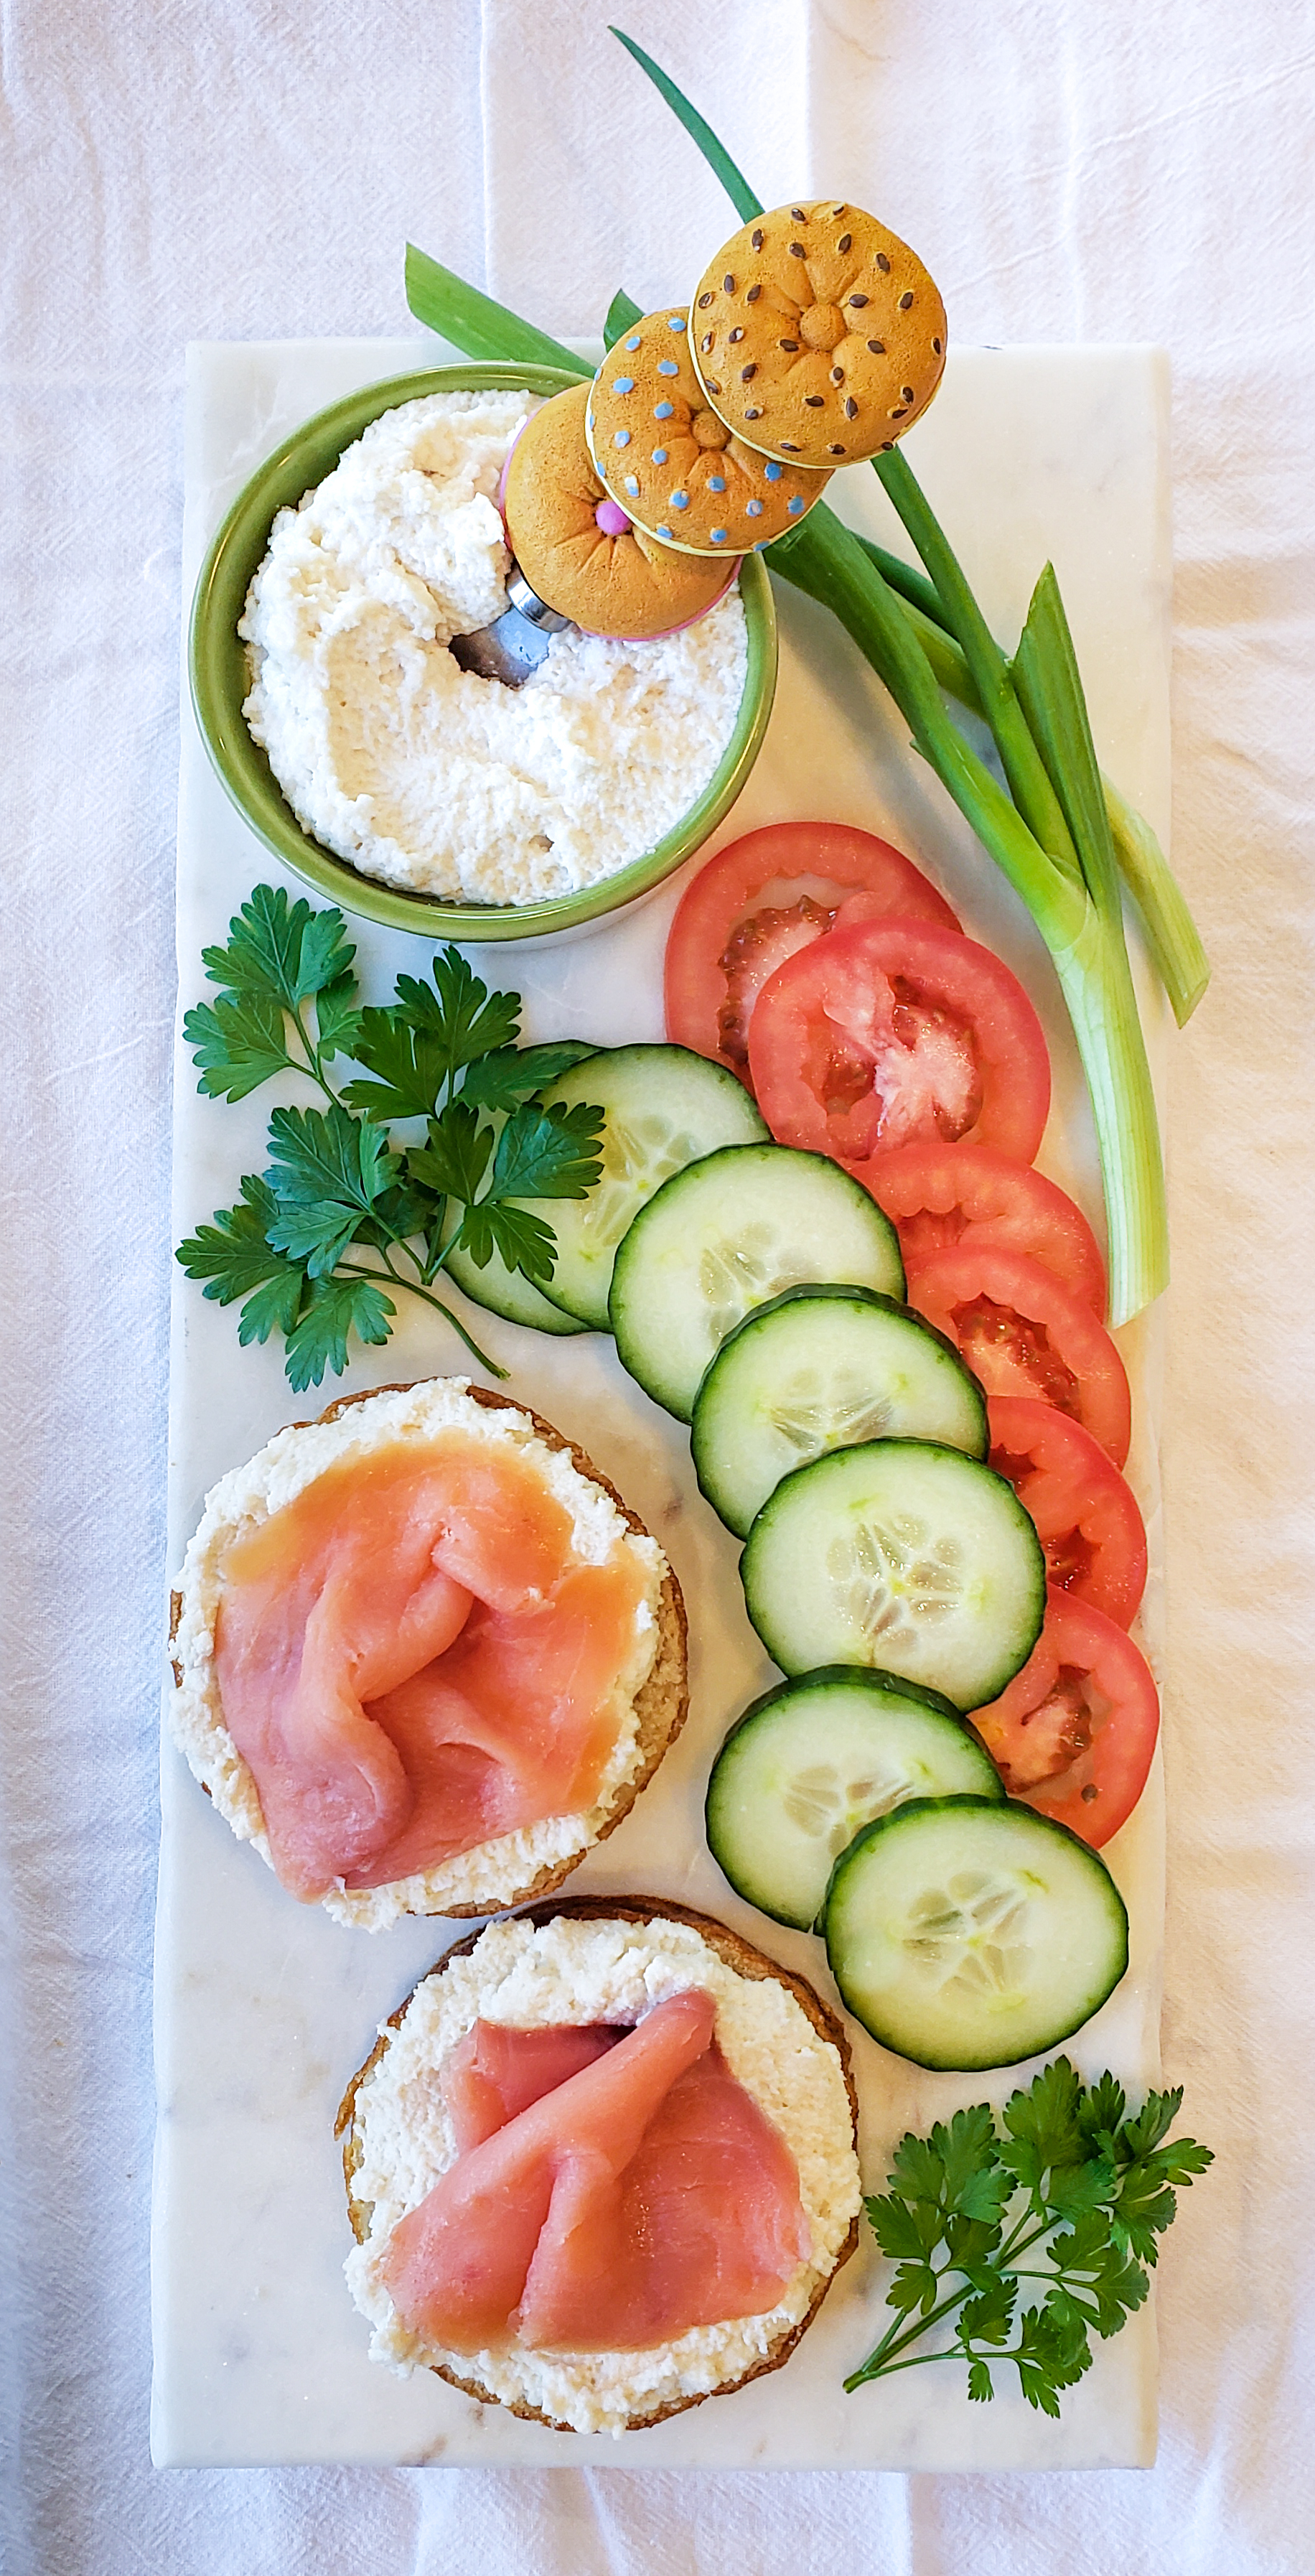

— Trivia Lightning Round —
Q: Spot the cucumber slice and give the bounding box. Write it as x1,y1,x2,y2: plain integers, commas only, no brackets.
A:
706,1668,1004,1931
823,1796,1129,2068
609,1145,904,1422
740,1439,1044,1709
691,1285,988,1537
519,1047,768,1330
441,1226,590,1335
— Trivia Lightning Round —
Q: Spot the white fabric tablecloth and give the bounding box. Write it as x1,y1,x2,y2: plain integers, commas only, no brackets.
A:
3,1,1312,2567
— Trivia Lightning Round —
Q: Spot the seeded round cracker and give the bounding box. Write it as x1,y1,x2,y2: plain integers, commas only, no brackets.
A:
689,202,947,470
503,385,733,639
586,307,831,556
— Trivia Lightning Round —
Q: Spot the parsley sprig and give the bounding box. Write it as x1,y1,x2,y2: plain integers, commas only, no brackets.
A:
847,2058,1212,2414
176,886,602,1391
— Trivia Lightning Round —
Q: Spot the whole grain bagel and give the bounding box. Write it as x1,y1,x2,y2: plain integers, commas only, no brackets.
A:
586,307,831,554
167,1378,688,1929
503,384,733,638
337,1896,861,2434
689,201,947,470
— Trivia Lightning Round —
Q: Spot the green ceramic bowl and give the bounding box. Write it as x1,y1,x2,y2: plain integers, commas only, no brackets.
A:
188,363,777,943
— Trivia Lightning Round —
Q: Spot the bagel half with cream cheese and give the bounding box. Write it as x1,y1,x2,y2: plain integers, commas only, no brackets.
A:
168,1380,688,1931
337,1898,862,2435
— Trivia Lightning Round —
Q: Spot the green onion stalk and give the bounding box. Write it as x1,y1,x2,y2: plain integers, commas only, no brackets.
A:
404,37,1207,1322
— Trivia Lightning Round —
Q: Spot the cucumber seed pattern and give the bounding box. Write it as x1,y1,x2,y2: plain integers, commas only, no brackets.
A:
782,1760,904,1856
581,1115,702,1254
767,1369,895,1459
902,1870,1031,1997
825,1514,964,1651
698,1225,823,1345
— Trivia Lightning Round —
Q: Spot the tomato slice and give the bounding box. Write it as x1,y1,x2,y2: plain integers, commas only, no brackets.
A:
747,917,1051,1170
867,1142,1107,1312
970,1587,1159,1848
663,821,960,1082
987,1395,1147,1627
907,1245,1131,1467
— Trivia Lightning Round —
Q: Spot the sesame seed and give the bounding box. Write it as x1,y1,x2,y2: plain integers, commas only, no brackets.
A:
830,204,846,216
744,407,762,419
830,366,844,383
723,273,735,293
805,394,824,406
779,339,800,352
848,293,869,308
747,284,762,302
838,232,852,253
876,252,890,273
730,327,744,342
932,336,943,355
866,338,886,355
741,363,757,381
899,291,914,309
902,385,914,401
751,228,764,251
701,335,713,352
845,397,858,418
789,241,805,258
889,405,908,419
698,291,713,309
828,443,846,455
791,207,806,221
780,440,800,452
706,381,722,395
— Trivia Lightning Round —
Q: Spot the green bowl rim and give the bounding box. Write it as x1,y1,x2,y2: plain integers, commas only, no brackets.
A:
187,362,778,943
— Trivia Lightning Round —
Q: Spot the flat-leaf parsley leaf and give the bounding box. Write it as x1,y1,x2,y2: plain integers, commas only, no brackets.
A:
845,2057,1211,2415
175,890,604,1387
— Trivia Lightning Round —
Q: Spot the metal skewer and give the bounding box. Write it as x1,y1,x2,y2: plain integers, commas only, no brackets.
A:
449,565,575,687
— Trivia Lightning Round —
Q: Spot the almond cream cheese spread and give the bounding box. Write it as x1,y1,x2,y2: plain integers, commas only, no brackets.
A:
240,390,748,905
345,1912,861,2435
169,1380,667,1929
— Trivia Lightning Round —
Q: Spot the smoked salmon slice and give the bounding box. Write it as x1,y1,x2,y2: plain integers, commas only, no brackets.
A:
380,1991,812,2353
443,2020,624,2154
212,1434,650,1902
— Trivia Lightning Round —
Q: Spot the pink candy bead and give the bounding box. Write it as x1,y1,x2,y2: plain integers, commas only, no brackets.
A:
594,497,633,537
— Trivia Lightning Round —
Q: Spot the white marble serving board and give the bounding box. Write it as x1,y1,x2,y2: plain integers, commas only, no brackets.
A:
153,336,1170,2469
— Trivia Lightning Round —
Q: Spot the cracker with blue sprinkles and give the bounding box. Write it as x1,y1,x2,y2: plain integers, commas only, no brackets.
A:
503,385,733,639
586,307,831,556
688,202,947,471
